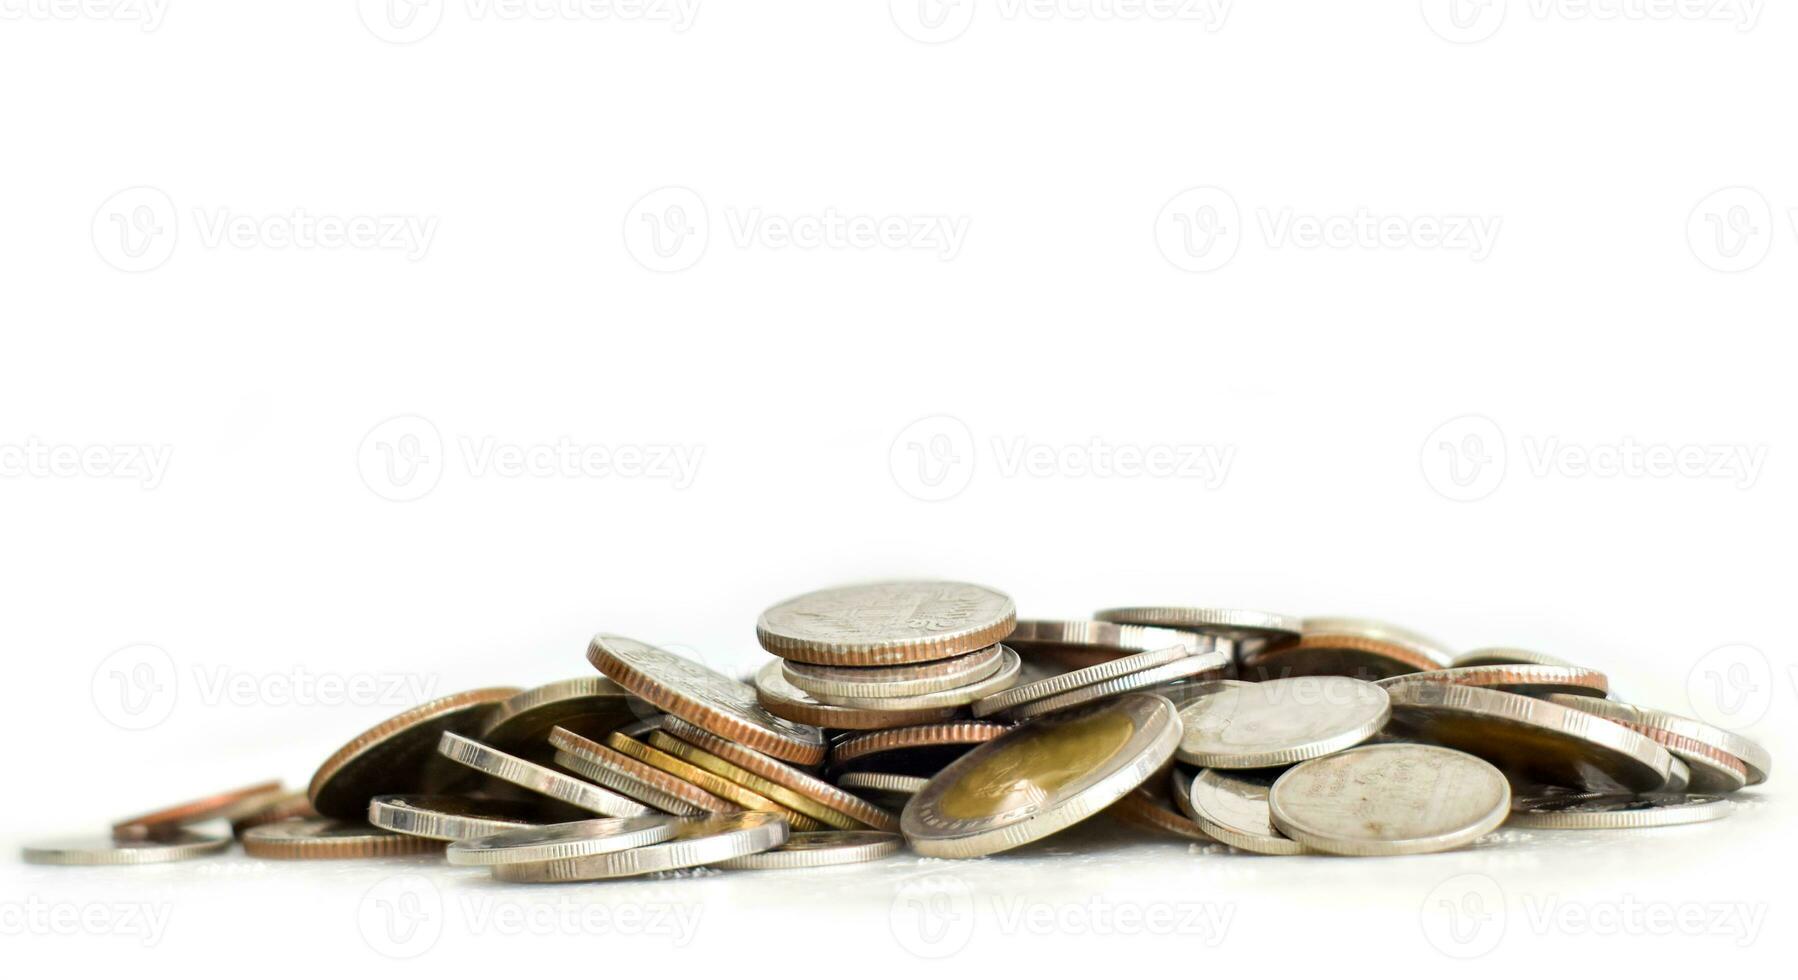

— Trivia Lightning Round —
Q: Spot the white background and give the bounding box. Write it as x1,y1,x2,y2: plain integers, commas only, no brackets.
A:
1,0,1790,974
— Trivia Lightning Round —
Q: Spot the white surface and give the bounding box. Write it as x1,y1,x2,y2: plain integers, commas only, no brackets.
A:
1,2,1790,973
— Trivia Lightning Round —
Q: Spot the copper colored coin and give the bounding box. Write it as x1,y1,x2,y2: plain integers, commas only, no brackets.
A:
1619,723,1749,794
550,726,739,815
645,731,860,830
1243,618,1451,681
604,732,826,831
241,818,445,860
828,721,1011,770
113,780,286,840
1545,694,1767,788
1374,664,1609,698
1108,765,1214,843
308,687,521,820
478,676,647,761
660,717,900,832
232,790,317,838
753,659,964,729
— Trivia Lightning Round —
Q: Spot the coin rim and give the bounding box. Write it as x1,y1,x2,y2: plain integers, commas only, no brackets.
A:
1001,653,1232,722
1267,744,1511,857
437,731,653,818
307,686,520,818
755,581,1017,665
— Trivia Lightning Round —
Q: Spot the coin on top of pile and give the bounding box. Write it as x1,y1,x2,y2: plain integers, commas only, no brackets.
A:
756,580,1015,666
783,643,1008,700
588,634,826,766
976,620,1229,720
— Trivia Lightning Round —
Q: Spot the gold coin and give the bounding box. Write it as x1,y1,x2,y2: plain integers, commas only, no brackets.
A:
660,717,900,832
603,733,827,831
645,731,863,830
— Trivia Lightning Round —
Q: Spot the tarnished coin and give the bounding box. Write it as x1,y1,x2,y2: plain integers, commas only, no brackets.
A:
478,676,645,760
756,581,1016,666
1385,681,1672,792
446,815,681,866
1181,769,1305,855
241,819,444,860
902,693,1181,858
1507,793,1733,829
1001,654,1231,722
1268,744,1510,856
1001,619,1217,671
659,717,900,831
976,629,1227,717
368,795,546,841
22,830,231,866
1545,694,1763,790
1093,607,1301,658
549,727,737,816
782,645,1006,699
828,721,1010,771
588,634,826,765
712,830,904,870
437,732,653,817
809,646,1022,711
232,789,317,838
1176,676,1390,768
113,780,286,840
1376,664,1608,698
308,686,521,820
492,812,789,882
753,659,963,729
1452,648,1579,669
1243,617,1451,681
602,732,826,830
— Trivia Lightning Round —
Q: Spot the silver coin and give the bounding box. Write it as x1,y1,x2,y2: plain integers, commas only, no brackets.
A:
1545,694,1763,790
1663,756,1692,794
781,645,1006,699
478,676,645,760
712,830,903,870
1175,676,1391,769
1001,655,1231,722
367,794,546,841
973,624,1222,717
1268,744,1510,856
437,731,653,817
1243,617,1452,681
1093,607,1301,658
551,751,708,817
1004,619,1218,667
809,646,1023,711
1451,647,1579,669
902,693,1181,858
1507,793,1733,830
838,772,930,796
756,581,1017,665
1181,768,1305,856
21,830,230,866
492,812,790,882
752,659,963,729
446,815,682,866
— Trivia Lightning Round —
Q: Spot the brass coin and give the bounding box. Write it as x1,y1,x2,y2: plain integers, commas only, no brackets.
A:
113,780,286,840
241,818,444,860
602,732,826,830
756,581,1016,666
308,686,520,820
658,717,900,832
753,659,964,729
549,726,738,816
647,730,863,830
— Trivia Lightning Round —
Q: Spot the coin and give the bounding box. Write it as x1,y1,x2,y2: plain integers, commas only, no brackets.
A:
1002,619,1218,671
492,812,790,882
1507,793,1733,829
1451,648,1579,669
549,726,737,816
1181,768,1305,855
437,731,653,817
1243,617,1451,681
1093,607,1301,658
809,645,1022,711
231,790,317,838
22,830,231,866
588,634,826,765
756,581,1016,666
1176,676,1391,768
308,686,521,820
112,780,286,840
1385,681,1671,792
975,628,1228,717
368,794,547,841
602,732,826,830
752,660,964,729
828,721,1011,771
1545,694,1763,789
659,717,901,831
241,819,444,859
1375,664,1608,698
446,815,681,866
902,693,1181,858
1663,756,1692,794
478,676,646,761
1268,744,1510,856
1108,767,1213,843
712,830,904,870
646,730,862,830
837,771,930,797
1002,654,1232,723
781,644,1006,699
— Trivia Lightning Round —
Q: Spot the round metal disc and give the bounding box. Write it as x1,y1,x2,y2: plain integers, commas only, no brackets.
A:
1108,767,1213,843
781,645,1006,699
712,830,903,870
307,686,521,820
1243,617,1451,681
1181,768,1305,855
601,732,827,830
808,646,1022,710
1001,655,1232,722
367,794,546,841
1176,676,1391,768
1452,648,1579,669
112,780,286,840
828,721,1010,771
446,815,681,866
1507,793,1733,829
492,812,790,882
1376,664,1608,698
753,659,964,729
437,731,653,817
973,624,1222,717
659,717,900,831
1092,606,1301,658
1545,694,1763,790
241,819,444,859
22,830,231,866
1000,619,1217,672
838,771,930,797
756,581,1017,666
477,676,645,761
1269,744,1511,856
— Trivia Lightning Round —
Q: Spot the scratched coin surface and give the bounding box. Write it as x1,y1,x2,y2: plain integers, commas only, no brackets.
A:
1507,793,1733,830
437,731,653,817
240,819,444,860
1181,768,1305,855
308,686,520,820
1175,676,1391,768
367,794,547,841
1546,694,1762,790
753,659,962,729
1268,744,1511,856
712,830,903,870
782,644,1006,699
446,815,681,866
902,693,1180,858
756,581,1016,666
1243,617,1451,681
112,780,286,840
588,634,826,765
22,830,231,866
1376,664,1608,698
492,812,789,883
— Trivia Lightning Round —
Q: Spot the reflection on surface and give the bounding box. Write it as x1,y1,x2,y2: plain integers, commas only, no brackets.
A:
939,709,1134,820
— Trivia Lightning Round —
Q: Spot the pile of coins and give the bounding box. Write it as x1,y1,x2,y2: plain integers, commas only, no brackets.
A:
23,581,1771,873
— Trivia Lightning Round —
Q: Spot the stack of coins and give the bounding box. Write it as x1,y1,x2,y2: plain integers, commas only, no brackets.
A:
21,584,1772,875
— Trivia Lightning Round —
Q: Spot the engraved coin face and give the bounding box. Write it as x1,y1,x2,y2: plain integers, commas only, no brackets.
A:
1268,744,1510,856
1183,768,1304,855
902,693,1180,858
756,581,1016,665
1176,676,1390,768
